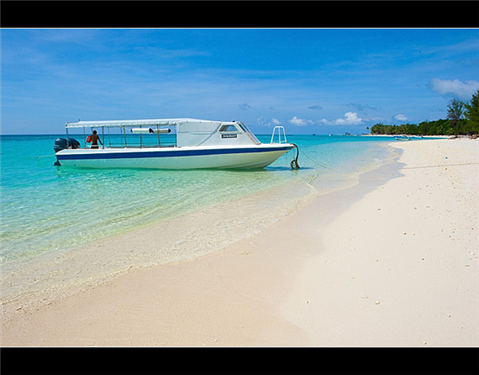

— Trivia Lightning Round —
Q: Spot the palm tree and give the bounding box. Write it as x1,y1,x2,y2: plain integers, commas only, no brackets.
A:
447,98,465,135
464,90,479,134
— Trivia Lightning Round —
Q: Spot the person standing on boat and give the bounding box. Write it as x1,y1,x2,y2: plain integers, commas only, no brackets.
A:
88,130,103,149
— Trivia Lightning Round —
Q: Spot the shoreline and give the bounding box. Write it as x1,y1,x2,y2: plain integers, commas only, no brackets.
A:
1,139,477,346
0,140,390,317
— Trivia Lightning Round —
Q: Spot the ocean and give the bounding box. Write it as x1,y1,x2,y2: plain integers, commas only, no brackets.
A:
0,133,398,306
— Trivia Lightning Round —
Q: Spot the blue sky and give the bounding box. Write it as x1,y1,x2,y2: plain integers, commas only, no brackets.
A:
2,28,479,135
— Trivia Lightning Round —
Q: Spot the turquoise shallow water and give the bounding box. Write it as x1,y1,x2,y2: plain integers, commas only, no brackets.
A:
0,134,395,266
1,133,411,306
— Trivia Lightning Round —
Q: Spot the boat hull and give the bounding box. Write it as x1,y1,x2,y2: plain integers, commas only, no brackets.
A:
55,145,294,169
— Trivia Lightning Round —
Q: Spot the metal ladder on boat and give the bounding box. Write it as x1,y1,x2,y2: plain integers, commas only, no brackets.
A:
270,126,288,144
271,126,300,170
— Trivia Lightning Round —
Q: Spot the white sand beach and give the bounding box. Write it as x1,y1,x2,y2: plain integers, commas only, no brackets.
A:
1,138,478,346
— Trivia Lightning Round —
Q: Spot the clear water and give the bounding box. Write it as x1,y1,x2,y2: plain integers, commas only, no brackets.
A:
0,133,398,305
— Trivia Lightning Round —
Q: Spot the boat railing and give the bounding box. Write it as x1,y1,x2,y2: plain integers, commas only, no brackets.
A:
70,128,178,149
270,126,288,144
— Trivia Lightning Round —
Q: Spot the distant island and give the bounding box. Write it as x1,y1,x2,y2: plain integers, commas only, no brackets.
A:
370,90,479,136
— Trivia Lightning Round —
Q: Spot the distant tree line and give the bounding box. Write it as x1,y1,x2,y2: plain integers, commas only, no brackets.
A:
371,90,479,136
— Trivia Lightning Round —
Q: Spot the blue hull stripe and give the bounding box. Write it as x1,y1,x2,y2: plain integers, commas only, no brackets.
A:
57,146,293,161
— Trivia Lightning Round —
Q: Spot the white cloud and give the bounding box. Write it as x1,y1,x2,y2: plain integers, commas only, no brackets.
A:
289,116,313,126
257,116,282,127
318,112,363,126
429,78,479,100
394,114,408,121
334,112,363,125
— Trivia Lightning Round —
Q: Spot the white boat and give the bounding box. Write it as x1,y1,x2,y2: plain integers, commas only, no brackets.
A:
54,118,299,170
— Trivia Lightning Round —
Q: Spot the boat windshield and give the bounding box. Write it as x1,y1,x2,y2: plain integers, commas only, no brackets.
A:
219,124,239,132
238,122,260,144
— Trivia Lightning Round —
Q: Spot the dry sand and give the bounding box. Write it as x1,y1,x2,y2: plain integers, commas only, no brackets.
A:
1,139,478,347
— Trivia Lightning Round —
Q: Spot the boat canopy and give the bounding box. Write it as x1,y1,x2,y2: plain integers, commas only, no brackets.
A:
65,118,220,129
65,118,262,147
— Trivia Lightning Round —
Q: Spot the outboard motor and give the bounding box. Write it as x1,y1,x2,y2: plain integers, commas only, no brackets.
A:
54,137,80,153
53,138,80,166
